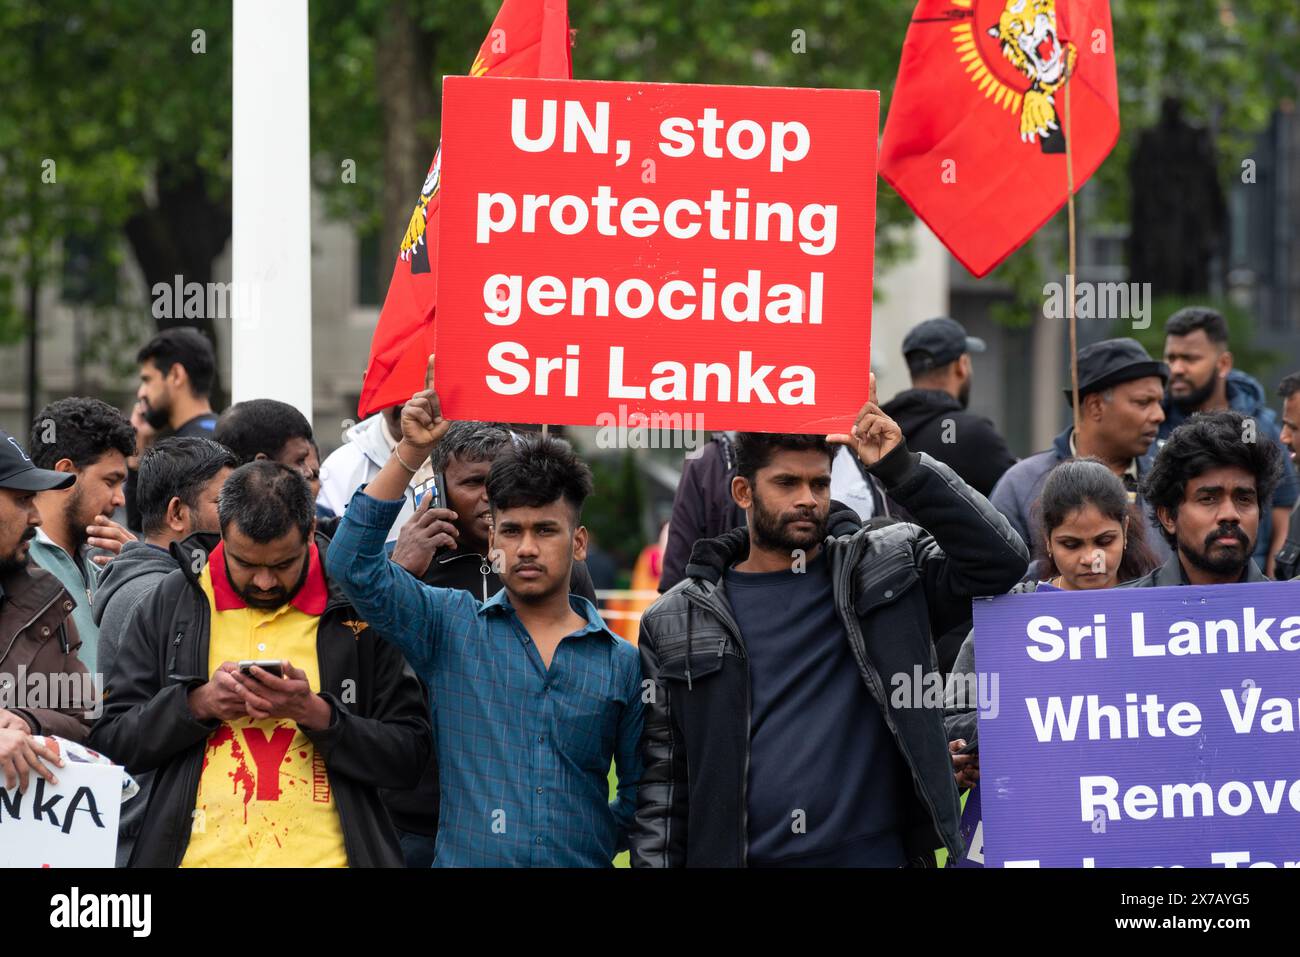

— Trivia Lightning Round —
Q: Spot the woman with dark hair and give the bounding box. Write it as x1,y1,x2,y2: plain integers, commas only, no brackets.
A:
943,458,1160,788
1033,458,1160,589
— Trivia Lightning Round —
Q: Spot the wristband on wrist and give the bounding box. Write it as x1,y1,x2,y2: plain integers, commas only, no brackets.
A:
394,442,424,474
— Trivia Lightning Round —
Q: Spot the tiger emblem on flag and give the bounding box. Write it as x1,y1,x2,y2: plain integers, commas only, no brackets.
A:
944,0,1079,153
399,148,441,273
987,0,1077,145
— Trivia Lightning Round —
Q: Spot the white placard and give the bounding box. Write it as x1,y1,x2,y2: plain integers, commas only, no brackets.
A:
0,760,123,867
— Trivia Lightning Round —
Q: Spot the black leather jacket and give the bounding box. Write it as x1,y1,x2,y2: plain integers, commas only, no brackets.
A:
629,442,1029,867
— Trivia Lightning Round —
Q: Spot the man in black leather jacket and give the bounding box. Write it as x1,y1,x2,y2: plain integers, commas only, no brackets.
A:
630,384,1028,867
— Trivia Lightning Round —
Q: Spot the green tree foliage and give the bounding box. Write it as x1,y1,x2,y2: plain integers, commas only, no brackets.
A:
2,0,1297,348
993,0,1300,322
0,0,233,360
582,449,646,571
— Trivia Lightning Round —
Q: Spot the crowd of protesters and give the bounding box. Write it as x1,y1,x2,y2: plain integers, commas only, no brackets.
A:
0,304,1297,868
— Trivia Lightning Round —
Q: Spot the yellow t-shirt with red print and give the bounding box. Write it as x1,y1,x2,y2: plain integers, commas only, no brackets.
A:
180,541,348,868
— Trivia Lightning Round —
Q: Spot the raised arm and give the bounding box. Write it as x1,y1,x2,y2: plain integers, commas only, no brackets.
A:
365,353,448,503
871,445,1028,628
829,375,1029,636
325,355,465,675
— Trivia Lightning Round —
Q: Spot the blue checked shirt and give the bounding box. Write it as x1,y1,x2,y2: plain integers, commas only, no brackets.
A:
327,489,644,867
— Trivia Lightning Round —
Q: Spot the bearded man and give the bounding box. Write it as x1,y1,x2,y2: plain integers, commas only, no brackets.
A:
28,398,137,676
1123,410,1284,588
1160,306,1298,574
0,427,95,792
629,375,1029,868
90,461,430,867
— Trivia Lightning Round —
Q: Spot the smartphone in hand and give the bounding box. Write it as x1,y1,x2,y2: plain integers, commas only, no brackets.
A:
238,660,285,680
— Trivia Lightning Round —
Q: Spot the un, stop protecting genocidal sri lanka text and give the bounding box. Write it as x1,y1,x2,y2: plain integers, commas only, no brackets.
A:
477,182,834,327
473,185,835,405
434,77,879,431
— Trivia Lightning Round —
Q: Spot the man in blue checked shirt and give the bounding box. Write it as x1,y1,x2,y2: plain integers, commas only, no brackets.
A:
326,356,644,866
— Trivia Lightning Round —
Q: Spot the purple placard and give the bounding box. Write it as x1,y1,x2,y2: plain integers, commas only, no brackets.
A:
974,581,1300,868
951,784,984,868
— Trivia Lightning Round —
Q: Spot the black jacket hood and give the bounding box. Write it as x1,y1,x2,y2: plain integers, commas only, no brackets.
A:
881,388,963,436
683,499,865,584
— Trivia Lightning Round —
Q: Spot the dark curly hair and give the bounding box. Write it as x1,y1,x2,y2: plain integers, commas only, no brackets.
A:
1034,458,1159,582
29,397,136,470
486,433,593,523
1141,410,1285,545
734,432,834,481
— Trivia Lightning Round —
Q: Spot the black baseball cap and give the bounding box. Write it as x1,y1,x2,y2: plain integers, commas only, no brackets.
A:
1064,338,1169,399
902,317,986,369
0,430,75,492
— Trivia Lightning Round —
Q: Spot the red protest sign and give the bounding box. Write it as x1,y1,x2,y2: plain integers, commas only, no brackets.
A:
435,76,878,433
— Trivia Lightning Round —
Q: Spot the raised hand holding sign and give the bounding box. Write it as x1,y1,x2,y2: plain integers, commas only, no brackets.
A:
400,354,451,458
368,354,452,503
827,373,903,467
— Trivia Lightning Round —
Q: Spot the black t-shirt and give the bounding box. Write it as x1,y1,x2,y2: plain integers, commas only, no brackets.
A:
725,550,908,867
173,412,218,438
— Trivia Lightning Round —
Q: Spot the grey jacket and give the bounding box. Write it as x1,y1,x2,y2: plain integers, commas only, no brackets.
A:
1117,553,1269,589
91,539,179,867
989,427,1171,565
93,541,180,681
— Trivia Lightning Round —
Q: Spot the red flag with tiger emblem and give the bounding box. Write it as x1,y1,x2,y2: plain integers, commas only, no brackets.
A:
879,0,1119,277
358,0,573,418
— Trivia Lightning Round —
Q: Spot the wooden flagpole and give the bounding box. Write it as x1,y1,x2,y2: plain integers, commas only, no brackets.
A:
1065,71,1080,440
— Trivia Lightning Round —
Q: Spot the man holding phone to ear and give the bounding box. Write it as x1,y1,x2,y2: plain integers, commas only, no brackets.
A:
91,460,431,867
390,420,507,585
392,421,599,602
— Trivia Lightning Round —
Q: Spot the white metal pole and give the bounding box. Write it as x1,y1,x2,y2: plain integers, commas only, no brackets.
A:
231,0,313,418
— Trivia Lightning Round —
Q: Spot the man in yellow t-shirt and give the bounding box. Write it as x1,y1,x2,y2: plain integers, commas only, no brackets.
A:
90,461,431,867
181,539,348,867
